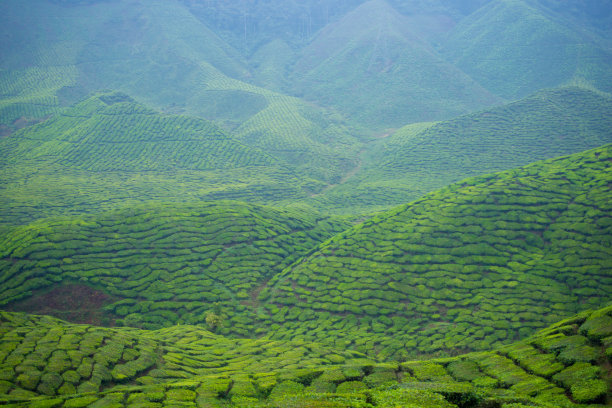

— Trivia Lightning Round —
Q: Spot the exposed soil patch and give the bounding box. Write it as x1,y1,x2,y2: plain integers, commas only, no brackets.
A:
13,116,49,130
5,283,120,327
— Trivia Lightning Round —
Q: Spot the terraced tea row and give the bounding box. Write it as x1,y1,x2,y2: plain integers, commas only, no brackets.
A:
265,144,612,358
2,146,610,358
0,92,320,224
198,62,362,184
0,305,610,406
311,87,612,213
0,311,368,400
0,66,77,132
0,201,350,332
0,92,274,172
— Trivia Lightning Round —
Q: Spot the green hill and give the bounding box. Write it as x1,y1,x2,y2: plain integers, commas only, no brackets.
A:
0,201,350,333
2,145,610,360
291,0,500,129
0,0,246,128
311,87,612,214
0,91,340,225
0,92,309,224
262,144,612,358
441,0,612,99
0,304,610,406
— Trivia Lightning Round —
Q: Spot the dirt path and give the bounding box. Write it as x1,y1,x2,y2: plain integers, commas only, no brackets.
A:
310,130,394,197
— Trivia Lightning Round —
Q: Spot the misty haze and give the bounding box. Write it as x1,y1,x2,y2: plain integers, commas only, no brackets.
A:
0,0,611,406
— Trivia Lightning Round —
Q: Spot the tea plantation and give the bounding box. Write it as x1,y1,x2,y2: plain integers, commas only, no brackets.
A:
1,1,611,406
0,92,320,225
2,145,610,363
311,87,612,214
264,144,612,358
0,304,610,407
0,201,350,333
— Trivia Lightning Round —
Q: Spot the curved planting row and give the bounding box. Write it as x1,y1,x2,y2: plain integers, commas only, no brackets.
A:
0,92,274,172
264,145,612,358
0,92,317,224
0,201,350,332
0,305,610,407
0,310,366,400
310,87,612,214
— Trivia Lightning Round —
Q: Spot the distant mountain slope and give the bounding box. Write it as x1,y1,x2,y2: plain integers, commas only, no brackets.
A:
0,92,322,224
311,87,612,214
0,0,247,133
0,201,350,333
0,304,609,406
0,92,275,173
291,0,500,129
0,0,361,184
263,145,612,358
197,64,361,184
441,0,612,99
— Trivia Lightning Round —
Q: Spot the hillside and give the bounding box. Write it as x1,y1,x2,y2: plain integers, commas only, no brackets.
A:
2,145,609,361
441,0,612,99
0,0,361,186
0,91,349,225
0,305,610,406
291,0,500,129
311,87,612,214
0,2,611,406
263,145,612,358
0,201,350,333
0,0,245,127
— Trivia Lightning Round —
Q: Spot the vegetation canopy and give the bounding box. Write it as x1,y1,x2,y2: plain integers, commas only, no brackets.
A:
1,0,611,406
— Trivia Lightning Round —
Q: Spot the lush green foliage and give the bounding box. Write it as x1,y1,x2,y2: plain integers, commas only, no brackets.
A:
310,87,612,214
2,146,610,360
0,92,328,224
289,0,499,129
0,201,349,332
0,0,360,188
265,145,612,358
441,0,612,99
3,0,611,134
1,1,612,406
0,305,610,406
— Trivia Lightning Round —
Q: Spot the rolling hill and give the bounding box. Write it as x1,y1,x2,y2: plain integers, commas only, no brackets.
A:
0,201,350,334
0,91,350,225
290,0,500,129
2,145,609,361
311,86,612,214
441,0,612,99
1,1,612,406
0,304,609,406
0,0,362,186
3,0,612,138
262,144,612,358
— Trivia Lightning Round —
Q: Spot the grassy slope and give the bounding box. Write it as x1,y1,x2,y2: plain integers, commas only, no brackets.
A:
291,0,500,130
0,305,610,407
441,0,612,99
311,87,612,214
263,145,612,359
0,91,320,225
0,201,351,334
